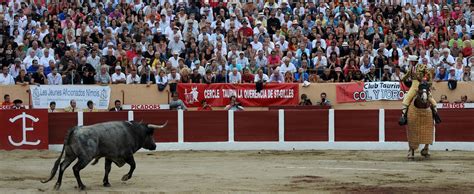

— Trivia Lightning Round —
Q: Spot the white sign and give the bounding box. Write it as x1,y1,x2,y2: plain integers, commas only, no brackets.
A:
437,103,474,109
30,85,111,109
363,82,405,101
8,112,40,146
122,104,170,110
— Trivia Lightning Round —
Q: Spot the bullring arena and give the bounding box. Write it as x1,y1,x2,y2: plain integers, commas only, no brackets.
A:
2,0,474,192
1,98,474,192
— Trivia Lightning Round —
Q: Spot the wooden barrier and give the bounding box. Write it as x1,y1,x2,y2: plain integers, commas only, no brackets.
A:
44,109,474,150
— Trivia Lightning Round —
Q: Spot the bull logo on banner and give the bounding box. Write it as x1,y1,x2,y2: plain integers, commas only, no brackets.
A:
184,87,199,104
8,112,41,146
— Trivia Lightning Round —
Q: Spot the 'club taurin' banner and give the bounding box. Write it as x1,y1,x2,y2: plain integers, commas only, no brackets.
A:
336,82,408,103
177,83,299,107
30,85,111,109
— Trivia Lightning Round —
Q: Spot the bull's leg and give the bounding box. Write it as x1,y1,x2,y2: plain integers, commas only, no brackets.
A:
121,156,136,181
54,154,76,190
72,158,90,190
103,158,112,187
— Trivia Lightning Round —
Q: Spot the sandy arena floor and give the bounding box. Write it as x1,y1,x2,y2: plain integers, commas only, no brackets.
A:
0,150,473,193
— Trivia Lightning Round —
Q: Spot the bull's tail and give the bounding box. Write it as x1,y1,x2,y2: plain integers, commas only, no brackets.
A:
41,126,77,183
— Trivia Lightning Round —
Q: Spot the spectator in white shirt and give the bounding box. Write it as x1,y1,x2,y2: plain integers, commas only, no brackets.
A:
276,35,289,52
313,50,328,73
47,68,62,85
269,67,285,83
87,50,101,72
111,66,126,84
39,49,55,68
167,34,185,55
0,66,15,85
167,68,181,83
280,57,297,74
250,35,263,51
254,69,269,83
228,68,242,83
23,50,40,70
102,42,116,56
236,52,250,68
126,69,141,84
440,48,455,68
168,51,181,68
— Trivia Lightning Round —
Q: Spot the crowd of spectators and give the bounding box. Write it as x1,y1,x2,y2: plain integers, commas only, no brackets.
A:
1,0,474,88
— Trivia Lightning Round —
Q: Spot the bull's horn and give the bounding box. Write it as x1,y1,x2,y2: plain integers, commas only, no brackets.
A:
147,121,168,129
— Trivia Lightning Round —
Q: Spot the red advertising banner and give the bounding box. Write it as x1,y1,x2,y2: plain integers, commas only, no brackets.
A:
177,83,299,107
336,82,408,103
0,109,49,150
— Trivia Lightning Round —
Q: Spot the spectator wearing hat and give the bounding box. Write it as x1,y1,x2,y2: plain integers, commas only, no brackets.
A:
111,66,126,84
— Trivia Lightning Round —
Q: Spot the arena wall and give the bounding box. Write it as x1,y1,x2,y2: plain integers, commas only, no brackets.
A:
2,82,474,110
42,109,474,151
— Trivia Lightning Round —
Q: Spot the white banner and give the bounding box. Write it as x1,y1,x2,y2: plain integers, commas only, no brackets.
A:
30,85,111,109
363,82,405,101
437,103,474,109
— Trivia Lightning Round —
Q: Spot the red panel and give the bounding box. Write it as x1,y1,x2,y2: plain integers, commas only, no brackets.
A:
335,110,379,141
0,110,49,150
385,109,407,142
234,111,279,141
49,113,77,144
436,109,474,141
134,111,178,142
184,111,228,142
284,110,329,141
83,112,128,126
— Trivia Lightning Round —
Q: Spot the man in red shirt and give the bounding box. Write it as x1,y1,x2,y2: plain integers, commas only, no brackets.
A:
238,20,253,42
242,68,255,83
2,94,13,108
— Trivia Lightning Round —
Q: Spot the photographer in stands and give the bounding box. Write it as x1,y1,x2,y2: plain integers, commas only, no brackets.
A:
169,92,187,111
317,92,331,107
224,95,244,111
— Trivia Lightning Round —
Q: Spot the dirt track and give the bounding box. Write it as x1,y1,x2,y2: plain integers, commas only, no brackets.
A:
0,150,473,193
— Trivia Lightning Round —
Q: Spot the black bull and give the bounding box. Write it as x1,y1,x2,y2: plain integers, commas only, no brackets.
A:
41,121,168,190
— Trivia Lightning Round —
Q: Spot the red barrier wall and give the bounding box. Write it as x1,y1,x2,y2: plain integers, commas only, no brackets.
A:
234,111,279,141
335,110,379,141
134,111,178,142
49,113,77,144
184,111,228,142
43,109,474,145
83,112,128,126
385,110,407,142
284,110,329,141
436,109,474,141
